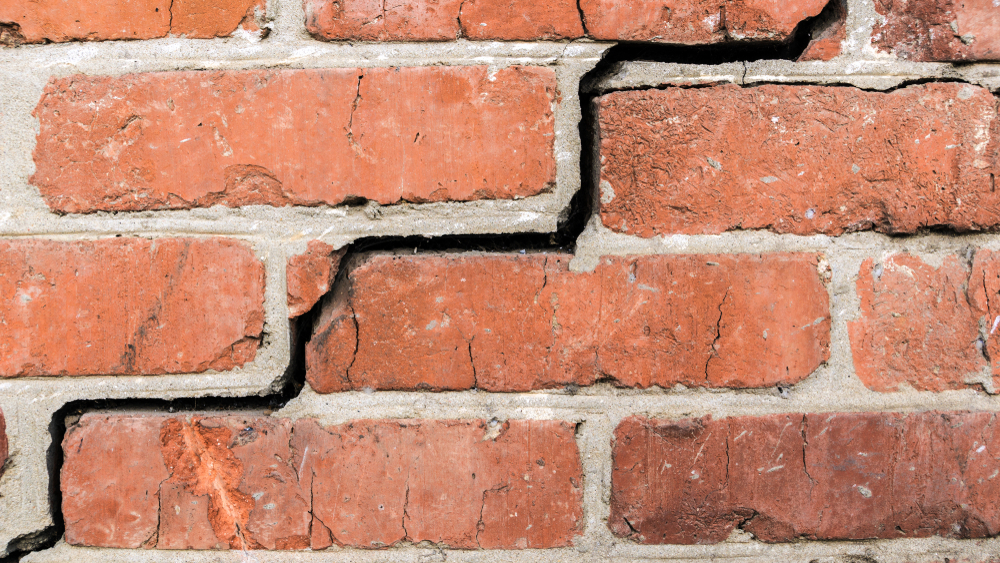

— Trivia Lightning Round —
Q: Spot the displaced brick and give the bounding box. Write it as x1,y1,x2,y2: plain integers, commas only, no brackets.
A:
872,0,1000,61
579,0,828,43
798,0,846,61
32,67,557,213
306,252,830,392
611,412,1000,544
0,0,263,44
62,414,583,550
849,251,1000,393
305,0,583,41
287,241,346,318
0,238,265,377
599,83,1000,236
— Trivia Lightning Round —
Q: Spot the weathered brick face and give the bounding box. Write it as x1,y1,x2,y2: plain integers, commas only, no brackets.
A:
306,252,831,392
62,414,583,550
612,412,1000,544
872,0,1000,61
598,83,1000,237
0,0,264,43
32,66,558,213
303,0,828,42
0,238,265,377
850,251,1000,393
4,0,1000,557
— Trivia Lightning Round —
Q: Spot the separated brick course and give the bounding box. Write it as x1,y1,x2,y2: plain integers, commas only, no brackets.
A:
61,414,583,550
31,66,557,213
2,0,1000,559
305,252,831,392
598,83,1000,237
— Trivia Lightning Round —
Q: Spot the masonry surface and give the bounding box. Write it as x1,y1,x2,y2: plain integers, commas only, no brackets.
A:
1,0,1000,562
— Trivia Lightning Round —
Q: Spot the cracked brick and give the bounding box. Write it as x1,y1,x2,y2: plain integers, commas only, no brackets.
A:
0,238,265,377
306,252,830,392
31,66,557,213
611,412,1000,544
61,415,582,550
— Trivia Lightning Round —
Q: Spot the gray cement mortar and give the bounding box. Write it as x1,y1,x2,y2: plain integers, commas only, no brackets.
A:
4,0,1000,559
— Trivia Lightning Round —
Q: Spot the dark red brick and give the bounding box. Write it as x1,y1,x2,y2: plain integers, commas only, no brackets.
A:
872,0,1000,61
611,412,1000,544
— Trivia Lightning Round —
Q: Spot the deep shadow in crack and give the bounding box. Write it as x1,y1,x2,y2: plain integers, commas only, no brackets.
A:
3,8,849,556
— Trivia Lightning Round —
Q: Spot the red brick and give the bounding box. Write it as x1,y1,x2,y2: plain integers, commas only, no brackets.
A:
611,412,1000,544
798,1,846,61
849,251,1000,393
32,66,557,213
287,241,346,318
599,83,1000,236
306,252,830,392
579,0,828,43
62,414,583,550
0,0,263,44
0,408,7,480
304,0,583,41
0,238,264,377
62,415,170,548
872,0,1000,61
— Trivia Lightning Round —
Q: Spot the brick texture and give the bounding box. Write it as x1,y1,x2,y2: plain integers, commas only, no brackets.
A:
611,412,1000,544
598,83,1000,236
305,252,830,392
31,66,557,213
0,0,264,44
62,414,583,549
849,251,1000,393
0,238,265,377
305,0,584,41
580,0,829,43
304,0,827,42
872,0,1000,61
287,241,346,318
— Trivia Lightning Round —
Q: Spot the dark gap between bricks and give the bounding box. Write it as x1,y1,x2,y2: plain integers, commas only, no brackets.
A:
2,9,858,558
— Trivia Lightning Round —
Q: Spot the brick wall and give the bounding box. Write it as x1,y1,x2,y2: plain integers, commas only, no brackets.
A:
0,0,999,561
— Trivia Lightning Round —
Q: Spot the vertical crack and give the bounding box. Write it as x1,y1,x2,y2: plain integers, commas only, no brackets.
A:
167,0,176,33
467,339,477,389
576,0,589,36
703,288,729,382
456,0,468,39
401,481,410,541
346,73,365,154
